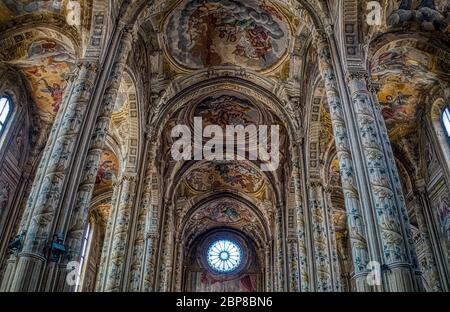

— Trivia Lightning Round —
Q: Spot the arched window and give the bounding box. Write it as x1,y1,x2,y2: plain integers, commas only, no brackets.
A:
207,239,242,273
443,107,450,142
0,96,12,136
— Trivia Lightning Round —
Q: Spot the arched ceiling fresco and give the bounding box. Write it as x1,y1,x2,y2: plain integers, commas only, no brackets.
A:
0,0,91,23
164,0,292,71
193,92,262,127
17,39,74,117
371,41,450,141
0,27,76,121
190,199,258,226
0,0,65,18
184,161,265,194
160,88,289,174
183,198,266,247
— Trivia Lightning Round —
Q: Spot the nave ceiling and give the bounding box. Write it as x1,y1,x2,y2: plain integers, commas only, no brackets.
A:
0,0,449,293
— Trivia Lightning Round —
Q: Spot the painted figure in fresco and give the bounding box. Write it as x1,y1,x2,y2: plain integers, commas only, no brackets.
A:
195,94,257,127
38,78,64,112
192,201,256,225
166,0,288,70
96,160,116,185
187,162,264,193
380,94,412,126
27,40,71,63
329,159,341,188
15,39,73,116
215,163,260,192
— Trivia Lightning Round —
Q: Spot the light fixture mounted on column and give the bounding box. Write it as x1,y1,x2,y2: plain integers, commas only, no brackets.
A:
50,234,66,262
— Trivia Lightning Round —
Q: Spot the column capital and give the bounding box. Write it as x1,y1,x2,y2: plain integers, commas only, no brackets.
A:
119,172,138,183
75,58,100,72
345,70,369,84
308,181,323,188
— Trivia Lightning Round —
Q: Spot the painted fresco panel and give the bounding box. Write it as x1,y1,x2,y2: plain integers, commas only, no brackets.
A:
165,0,290,71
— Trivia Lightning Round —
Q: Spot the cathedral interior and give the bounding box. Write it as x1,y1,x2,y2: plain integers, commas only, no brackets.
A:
0,0,449,292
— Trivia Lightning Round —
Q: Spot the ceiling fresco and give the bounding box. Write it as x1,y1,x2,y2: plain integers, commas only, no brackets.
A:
19,39,74,117
190,200,258,226
371,42,450,141
183,198,266,248
0,28,75,119
164,0,291,71
193,92,261,127
0,0,64,17
0,0,84,23
95,150,119,190
184,161,265,194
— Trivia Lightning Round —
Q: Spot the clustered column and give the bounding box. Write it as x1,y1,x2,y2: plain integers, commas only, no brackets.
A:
9,60,99,292
314,33,371,291
95,178,120,290
62,23,135,291
133,141,160,291
103,174,137,291
413,180,443,291
308,181,333,291
346,71,418,291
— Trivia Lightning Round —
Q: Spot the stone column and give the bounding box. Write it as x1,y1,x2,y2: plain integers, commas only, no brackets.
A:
323,186,343,291
314,34,371,291
287,238,301,291
60,23,135,292
128,197,147,292
292,155,309,291
139,142,160,292
172,239,184,292
264,243,272,292
9,60,99,292
346,70,418,291
414,180,445,291
103,174,137,291
156,203,174,292
142,232,159,291
95,179,120,291
308,181,333,291
273,209,285,291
